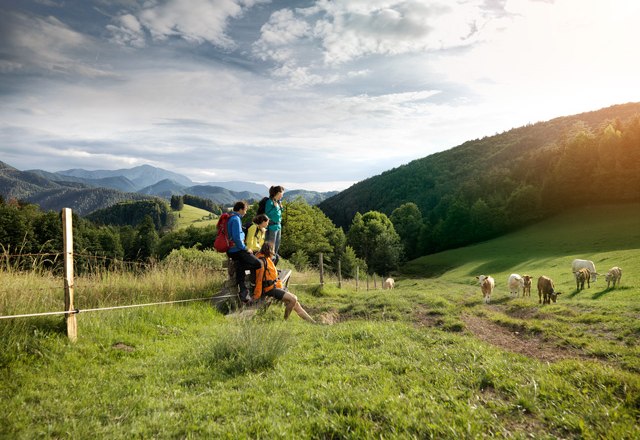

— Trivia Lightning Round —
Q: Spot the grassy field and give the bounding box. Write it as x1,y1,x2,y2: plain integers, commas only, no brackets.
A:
173,204,217,229
1,204,639,438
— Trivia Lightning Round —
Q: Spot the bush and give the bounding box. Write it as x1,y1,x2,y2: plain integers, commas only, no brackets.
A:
161,247,226,271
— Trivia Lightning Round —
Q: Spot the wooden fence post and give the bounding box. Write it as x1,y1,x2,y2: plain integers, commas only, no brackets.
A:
319,253,324,286
337,259,342,289
62,208,77,342
356,266,359,291
366,273,369,291
374,274,377,289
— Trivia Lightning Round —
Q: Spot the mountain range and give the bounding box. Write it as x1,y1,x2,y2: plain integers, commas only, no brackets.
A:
0,162,338,216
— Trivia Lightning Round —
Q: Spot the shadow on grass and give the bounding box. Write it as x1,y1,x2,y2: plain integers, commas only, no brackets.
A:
592,288,614,300
567,289,583,299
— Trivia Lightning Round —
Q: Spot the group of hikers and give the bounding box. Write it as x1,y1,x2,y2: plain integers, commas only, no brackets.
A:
225,185,315,323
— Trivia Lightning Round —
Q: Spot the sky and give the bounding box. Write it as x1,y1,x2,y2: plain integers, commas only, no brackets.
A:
1,0,639,192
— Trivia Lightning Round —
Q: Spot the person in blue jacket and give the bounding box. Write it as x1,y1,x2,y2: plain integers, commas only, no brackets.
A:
264,185,284,263
227,200,262,303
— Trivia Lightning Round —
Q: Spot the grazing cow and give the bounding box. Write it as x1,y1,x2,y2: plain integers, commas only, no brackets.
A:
538,276,562,304
508,274,524,297
476,275,495,304
605,267,622,289
383,278,395,290
522,275,533,297
571,259,598,282
574,268,590,291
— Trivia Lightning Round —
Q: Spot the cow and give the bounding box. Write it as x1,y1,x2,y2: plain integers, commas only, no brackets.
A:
476,275,495,304
538,276,562,304
571,259,598,282
604,267,622,289
508,274,524,297
574,268,590,291
383,278,395,290
522,275,533,297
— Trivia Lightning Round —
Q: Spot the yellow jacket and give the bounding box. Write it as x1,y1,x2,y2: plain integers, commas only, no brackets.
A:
245,224,266,253
253,252,283,300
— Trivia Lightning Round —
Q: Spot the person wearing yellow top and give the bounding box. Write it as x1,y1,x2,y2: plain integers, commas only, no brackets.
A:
245,214,269,253
252,242,315,323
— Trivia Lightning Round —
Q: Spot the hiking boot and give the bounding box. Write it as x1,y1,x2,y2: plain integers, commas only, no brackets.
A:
239,289,250,303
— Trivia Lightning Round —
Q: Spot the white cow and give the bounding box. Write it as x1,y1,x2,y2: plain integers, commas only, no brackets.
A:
383,278,395,290
508,274,524,297
476,275,495,304
571,259,598,282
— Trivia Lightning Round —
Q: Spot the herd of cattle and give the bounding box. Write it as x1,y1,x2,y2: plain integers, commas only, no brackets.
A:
476,259,623,304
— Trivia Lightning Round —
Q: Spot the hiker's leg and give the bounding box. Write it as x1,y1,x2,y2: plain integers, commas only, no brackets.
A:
293,302,315,323
231,251,260,300
273,229,282,256
277,290,296,319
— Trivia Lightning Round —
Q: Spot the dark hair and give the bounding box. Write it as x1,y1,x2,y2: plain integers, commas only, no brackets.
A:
269,185,285,198
260,242,274,257
233,200,248,212
253,214,269,224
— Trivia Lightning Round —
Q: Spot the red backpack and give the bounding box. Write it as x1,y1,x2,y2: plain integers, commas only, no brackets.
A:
213,212,235,252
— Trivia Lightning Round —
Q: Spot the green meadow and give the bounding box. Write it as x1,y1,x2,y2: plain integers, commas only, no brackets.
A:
1,204,639,439
173,204,217,229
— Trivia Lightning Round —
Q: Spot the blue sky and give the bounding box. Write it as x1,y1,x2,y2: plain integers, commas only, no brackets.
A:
1,0,639,191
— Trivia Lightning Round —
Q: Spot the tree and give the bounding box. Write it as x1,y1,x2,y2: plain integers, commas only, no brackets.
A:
340,245,367,279
346,211,402,275
134,215,158,261
280,199,341,269
170,195,184,211
390,202,423,261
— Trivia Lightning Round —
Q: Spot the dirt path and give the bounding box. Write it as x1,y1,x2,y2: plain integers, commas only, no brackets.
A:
461,314,588,362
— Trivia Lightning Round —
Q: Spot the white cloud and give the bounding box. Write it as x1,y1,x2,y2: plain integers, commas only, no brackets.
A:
0,12,113,77
107,14,146,48
109,0,270,48
252,0,506,86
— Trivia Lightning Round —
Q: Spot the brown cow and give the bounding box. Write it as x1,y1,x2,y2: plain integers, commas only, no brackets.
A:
538,276,562,304
476,275,495,304
605,267,622,289
574,268,590,291
522,275,532,297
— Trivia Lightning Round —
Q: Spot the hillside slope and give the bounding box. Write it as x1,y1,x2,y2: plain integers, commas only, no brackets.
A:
319,102,640,228
319,102,640,258
402,203,640,291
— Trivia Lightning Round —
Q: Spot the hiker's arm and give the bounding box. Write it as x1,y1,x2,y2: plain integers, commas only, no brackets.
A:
228,217,246,250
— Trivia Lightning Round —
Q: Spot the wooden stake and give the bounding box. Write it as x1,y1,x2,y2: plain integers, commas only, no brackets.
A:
337,259,342,289
319,253,324,286
62,208,77,342
356,266,359,291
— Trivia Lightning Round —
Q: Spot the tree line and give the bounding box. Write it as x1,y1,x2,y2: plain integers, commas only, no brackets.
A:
171,194,222,214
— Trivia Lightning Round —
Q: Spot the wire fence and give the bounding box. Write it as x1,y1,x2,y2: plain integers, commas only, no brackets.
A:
1,209,384,340
0,295,238,320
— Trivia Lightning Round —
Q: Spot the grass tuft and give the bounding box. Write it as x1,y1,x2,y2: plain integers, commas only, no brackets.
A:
205,320,292,376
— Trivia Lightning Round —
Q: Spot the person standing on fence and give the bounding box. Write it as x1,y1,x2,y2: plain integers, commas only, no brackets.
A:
264,185,284,264
227,201,262,303
245,214,269,253
253,242,315,323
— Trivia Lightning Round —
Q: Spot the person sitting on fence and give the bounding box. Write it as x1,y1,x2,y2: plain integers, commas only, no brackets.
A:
227,201,262,303
245,214,269,253
252,242,315,323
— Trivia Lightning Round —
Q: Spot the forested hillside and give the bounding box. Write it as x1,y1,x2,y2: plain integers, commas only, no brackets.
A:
87,200,176,232
319,102,640,255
